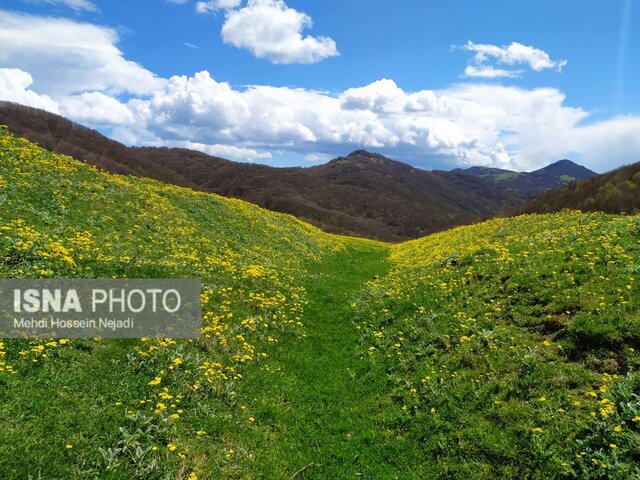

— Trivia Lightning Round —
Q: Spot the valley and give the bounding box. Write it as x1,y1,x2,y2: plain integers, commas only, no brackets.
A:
1,1,639,478
0,127,638,479
0,102,598,241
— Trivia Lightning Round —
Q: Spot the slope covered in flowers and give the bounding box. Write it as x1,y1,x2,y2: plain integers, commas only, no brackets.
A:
0,127,353,479
353,213,640,478
1,126,640,479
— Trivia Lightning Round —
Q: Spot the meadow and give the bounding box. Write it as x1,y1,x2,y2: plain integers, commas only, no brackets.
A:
0,126,638,479
353,213,640,478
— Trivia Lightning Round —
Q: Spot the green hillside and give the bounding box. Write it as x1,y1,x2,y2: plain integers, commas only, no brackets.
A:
353,214,640,478
517,160,640,216
0,127,639,479
0,126,357,479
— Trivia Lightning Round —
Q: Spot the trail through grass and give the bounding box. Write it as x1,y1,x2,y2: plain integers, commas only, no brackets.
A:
2,129,640,479
225,241,417,479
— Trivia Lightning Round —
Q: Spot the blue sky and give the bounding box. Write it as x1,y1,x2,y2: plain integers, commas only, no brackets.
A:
0,0,638,171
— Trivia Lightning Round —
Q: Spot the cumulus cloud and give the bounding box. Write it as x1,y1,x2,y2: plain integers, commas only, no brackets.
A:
0,68,134,126
0,68,59,113
0,11,164,96
462,41,567,78
169,140,272,161
115,73,640,171
134,71,250,134
564,116,640,172
1,12,638,169
3,63,639,169
59,92,135,126
340,79,408,113
463,65,522,79
221,0,339,64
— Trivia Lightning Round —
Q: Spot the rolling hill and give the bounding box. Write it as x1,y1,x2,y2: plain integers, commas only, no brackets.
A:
0,101,594,241
352,212,640,478
0,128,639,478
146,146,515,241
0,125,355,479
517,160,640,215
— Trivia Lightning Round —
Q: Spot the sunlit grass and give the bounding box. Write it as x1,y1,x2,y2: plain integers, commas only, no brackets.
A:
0,127,349,478
0,126,638,479
353,212,640,478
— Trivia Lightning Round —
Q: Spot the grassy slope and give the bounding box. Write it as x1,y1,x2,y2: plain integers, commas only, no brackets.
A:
216,244,405,479
354,213,640,478
1,127,640,479
0,127,350,479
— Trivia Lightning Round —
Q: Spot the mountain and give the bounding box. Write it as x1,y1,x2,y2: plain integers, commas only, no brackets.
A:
0,101,597,241
0,103,199,189
531,158,597,179
517,160,640,215
140,146,520,241
453,159,597,196
0,102,522,241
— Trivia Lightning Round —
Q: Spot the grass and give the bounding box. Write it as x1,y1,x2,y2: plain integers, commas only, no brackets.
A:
215,242,411,479
0,127,639,478
353,213,640,478
0,126,348,479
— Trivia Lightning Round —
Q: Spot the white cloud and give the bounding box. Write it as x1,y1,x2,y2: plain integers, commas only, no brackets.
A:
221,0,339,64
0,68,59,113
304,153,332,163
461,41,567,78
59,92,135,126
118,73,640,171
0,68,135,126
29,0,99,12
0,11,164,96
3,61,639,171
169,140,272,161
134,70,251,134
464,65,522,79
0,12,638,171
564,116,640,172
340,79,407,113
195,0,242,13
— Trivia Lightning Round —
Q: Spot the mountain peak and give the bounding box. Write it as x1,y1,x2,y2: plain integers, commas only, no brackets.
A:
532,159,596,180
544,159,581,170
325,150,401,168
347,149,374,157
345,150,389,162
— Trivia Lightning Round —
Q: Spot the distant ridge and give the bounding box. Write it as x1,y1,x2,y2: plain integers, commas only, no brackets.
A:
454,160,597,195
0,101,522,240
516,160,640,215
459,166,515,176
138,145,518,241
0,101,603,240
